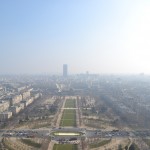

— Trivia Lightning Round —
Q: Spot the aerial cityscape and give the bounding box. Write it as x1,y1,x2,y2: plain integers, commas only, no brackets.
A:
1,0,150,150
0,66,150,150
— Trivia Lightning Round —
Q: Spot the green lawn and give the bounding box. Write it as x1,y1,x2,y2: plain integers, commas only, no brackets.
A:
89,139,111,148
21,139,41,148
61,119,76,126
65,99,76,108
53,99,78,150
62,110,76,119
64,109,75,114
62,113,75,120
60,109,76,126
60,101,76,127
53,144,78,150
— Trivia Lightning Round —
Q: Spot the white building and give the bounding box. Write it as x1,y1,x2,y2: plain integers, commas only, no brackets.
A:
21,97,34,107
0,111,12,121
10,94,22,106
10,103,24,115
21,90,30,100
0,101,10,113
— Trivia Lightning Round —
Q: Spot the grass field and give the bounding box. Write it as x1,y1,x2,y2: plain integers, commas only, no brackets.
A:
54,99,78,150
60,119,76,126
60,109,76,126
53,144,78,150
89,139,111,148
64,99,76,108
21,139,41,148
62,110,76,119
60,100,76,127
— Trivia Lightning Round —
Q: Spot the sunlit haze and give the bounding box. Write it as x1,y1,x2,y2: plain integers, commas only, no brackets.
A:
0,0,150,74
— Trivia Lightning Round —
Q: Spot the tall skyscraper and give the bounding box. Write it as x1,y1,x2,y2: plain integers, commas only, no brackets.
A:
63,64,68,77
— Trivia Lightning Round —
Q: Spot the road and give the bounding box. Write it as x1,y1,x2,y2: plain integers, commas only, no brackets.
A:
1,128,150,139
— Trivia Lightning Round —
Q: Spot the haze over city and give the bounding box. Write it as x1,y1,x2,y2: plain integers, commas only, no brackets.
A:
1,1,150,149
0,0,150,74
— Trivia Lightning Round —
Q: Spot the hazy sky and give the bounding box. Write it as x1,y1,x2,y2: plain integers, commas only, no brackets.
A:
0,0,150,74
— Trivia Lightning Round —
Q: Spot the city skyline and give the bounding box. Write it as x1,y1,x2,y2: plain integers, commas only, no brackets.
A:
0,0,150,74
63,64,68,77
